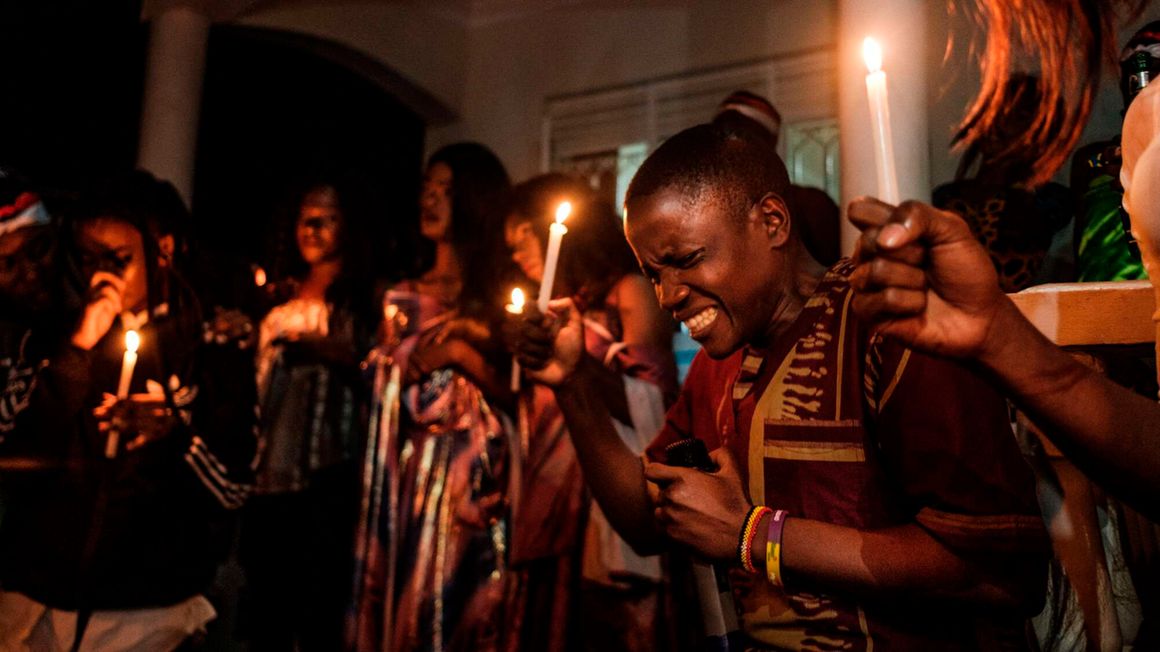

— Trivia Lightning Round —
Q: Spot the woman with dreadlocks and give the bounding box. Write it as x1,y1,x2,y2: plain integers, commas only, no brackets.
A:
0,171,257,651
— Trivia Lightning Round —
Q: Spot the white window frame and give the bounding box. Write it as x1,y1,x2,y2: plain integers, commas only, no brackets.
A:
541,48,838,186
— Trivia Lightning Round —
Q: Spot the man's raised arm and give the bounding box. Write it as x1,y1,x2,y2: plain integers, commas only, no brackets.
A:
847,197,1160,520
512,298,665,554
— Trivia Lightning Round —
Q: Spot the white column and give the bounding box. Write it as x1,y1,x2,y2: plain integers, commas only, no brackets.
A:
837,0,930,255
136,5,211,206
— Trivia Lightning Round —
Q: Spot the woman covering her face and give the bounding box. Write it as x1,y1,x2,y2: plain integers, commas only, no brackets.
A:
0,172,257,652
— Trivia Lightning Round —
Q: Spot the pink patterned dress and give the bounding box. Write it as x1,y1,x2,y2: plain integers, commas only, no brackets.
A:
352,283,510,652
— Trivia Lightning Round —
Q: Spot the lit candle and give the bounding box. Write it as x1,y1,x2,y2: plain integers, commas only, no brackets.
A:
253,265,267,288
108,329,140,458
863,37,900,204
537,201,571,312
117,329,140,399
506,288,526,392
383,303,399,347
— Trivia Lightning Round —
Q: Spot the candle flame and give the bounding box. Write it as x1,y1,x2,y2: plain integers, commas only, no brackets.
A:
511,287,525,309
125,329,140,354
253,266,267,287
863,37,883,74
555,201,572,225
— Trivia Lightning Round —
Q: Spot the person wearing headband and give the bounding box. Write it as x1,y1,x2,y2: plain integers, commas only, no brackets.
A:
0,169,76,442
0,170,57,315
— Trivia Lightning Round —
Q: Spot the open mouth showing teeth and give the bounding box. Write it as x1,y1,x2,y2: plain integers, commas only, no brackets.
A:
684,307,718,337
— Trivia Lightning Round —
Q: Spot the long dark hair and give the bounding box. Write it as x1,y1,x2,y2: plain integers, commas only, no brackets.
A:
509,173,640,310
420,142,513,319
953,0,1148,187
282,178,378,332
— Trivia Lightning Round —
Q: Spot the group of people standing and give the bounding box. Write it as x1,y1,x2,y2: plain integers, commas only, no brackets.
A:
337,147,680,652
0,138,683,651
0,1,1158,650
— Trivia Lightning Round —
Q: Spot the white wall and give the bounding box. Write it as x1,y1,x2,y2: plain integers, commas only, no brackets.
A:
237,0,1141,189
441,0,836,178
239,0,837,179
237,1,470,117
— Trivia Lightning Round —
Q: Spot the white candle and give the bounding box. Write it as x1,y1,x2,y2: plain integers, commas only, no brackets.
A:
383,303,400,349
506,288,526,393
863,37,900,205
117,329,140,399
537,201,571,312
108,329,140,459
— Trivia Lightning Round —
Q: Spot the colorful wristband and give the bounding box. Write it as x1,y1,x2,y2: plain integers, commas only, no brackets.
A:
738,505,771,574
765,509,789,587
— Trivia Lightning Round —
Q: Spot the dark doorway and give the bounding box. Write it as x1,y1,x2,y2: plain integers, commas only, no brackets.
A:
193,26,426,307
0,4,426,306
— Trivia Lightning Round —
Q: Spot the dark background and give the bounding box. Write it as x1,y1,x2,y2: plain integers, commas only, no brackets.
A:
0,0,426,306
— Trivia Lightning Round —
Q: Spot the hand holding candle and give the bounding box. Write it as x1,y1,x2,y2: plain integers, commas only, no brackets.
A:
863,37,900,205
537,201,571,312
507,288,526,393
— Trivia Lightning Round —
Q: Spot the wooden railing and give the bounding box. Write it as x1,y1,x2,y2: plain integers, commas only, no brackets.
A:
1009,280,1154,346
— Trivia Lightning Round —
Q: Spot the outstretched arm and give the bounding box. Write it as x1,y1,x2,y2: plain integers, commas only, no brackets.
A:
514,298,664,554
847,197,1160,520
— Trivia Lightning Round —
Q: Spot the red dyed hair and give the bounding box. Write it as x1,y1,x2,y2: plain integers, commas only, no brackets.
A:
954,0,1147,187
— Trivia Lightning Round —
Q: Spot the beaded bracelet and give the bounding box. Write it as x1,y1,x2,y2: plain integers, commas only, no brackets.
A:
737,505,771,574
765,509,789,587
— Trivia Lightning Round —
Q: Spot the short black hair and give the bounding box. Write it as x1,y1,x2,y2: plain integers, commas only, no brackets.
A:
625,121,791,221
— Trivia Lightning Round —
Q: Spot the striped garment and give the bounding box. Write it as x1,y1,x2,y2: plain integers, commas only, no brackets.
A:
647,260,1048,651
0,330,40,439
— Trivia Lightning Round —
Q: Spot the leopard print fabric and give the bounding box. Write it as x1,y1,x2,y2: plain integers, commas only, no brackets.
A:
933,181,1072,292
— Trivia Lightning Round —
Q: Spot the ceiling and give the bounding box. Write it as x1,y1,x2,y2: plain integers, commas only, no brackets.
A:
143,0,693,24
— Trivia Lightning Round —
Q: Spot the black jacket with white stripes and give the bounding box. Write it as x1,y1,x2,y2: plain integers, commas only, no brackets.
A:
0,307,257,610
